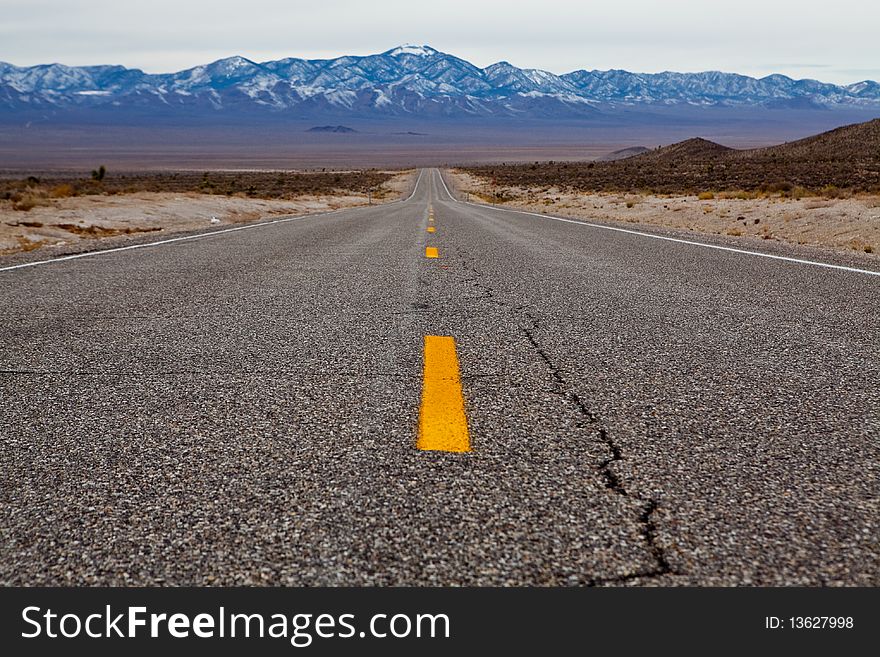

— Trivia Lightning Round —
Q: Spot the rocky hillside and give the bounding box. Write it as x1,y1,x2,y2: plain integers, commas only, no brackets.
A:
462,119,880,193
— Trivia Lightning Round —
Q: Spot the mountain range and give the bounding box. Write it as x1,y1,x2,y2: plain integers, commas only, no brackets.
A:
2,44,879,121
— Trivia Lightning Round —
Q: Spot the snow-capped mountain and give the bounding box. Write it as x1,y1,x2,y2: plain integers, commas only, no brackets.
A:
1,45,878,119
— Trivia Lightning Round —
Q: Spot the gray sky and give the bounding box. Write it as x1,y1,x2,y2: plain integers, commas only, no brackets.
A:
1,0,877,84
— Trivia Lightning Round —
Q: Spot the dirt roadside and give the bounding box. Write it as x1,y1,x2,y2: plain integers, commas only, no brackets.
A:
1,169,415,256
448,170,880,258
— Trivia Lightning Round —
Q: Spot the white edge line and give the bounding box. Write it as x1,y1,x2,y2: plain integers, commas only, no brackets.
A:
0,168,425,274
434,169,880,278
405,168,424,202
0,210,340,273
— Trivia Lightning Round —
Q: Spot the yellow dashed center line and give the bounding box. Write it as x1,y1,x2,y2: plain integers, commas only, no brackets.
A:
425,246,439,258
417,336,470,452
427,226,436,233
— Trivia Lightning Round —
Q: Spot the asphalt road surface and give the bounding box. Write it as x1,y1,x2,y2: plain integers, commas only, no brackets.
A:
1,169,878,586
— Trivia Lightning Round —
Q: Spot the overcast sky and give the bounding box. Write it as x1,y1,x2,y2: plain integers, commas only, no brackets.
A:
1,0,877,84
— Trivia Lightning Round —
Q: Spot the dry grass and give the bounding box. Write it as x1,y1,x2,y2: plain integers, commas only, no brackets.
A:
49,184,75,198
11,195,38,211
717,190,758,200
14,236,46,252
848,238,876,253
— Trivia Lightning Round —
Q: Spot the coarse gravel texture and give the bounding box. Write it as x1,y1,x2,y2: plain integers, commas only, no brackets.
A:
0,169,415,256
449,170,880,260
1,170,878,586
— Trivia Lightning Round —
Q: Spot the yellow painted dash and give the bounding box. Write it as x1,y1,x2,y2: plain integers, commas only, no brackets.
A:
425,246,439,258
417,336,470,452
427,226,436,233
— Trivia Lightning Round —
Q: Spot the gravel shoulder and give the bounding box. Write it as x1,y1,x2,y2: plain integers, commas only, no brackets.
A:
0,170,415,258
448,169,880,261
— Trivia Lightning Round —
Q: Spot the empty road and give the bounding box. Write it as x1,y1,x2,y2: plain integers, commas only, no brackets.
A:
1,169,878,586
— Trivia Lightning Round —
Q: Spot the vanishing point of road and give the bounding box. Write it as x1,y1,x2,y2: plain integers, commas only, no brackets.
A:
1,169,878,585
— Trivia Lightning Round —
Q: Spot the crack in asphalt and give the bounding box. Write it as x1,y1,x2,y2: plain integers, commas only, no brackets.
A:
520,318,626,495
453,247,675,584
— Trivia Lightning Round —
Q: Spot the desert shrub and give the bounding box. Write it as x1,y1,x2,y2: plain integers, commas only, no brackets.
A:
50,183,75,198
761,181,793,194
821,185,845,198
698,191,715,200
13,196,37,211
718,190,755,200
15,236,45,251
91,165,106,182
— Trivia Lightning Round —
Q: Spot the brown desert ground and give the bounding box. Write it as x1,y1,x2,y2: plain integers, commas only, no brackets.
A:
448,169,879,257
454,119,880,259
0,169,413,256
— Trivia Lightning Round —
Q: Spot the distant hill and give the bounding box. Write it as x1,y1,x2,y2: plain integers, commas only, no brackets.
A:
463,118,880,193
636,137,734,161
596,146,650,161
627,119,880,166
738,117,880,162
307,125,357,133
